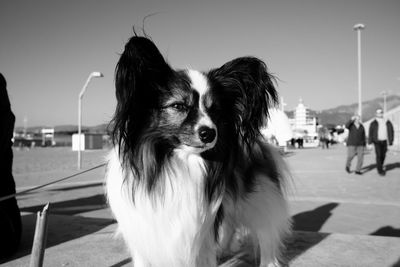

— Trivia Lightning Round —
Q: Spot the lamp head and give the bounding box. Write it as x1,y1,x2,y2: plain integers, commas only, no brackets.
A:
91,72,104,78
353,24,365,30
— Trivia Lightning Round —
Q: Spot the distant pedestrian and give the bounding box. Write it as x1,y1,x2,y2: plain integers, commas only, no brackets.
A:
318,127,330,149
368,108,394,176
296,137,304,148
290,138,296,148
0,73,22,260
345,115,366,175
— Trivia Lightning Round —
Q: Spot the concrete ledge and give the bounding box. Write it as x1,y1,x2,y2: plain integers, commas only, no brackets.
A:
4,223,128,267
287,231,400,267
3,213,400,267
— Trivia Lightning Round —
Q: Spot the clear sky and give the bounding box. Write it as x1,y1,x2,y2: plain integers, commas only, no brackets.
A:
1,0,399,127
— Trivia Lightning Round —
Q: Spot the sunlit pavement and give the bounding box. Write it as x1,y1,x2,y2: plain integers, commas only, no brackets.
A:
3,145,400,266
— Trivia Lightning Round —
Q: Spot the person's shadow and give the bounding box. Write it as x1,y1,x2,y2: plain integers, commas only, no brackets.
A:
292,202,339,232
279,203,340,265
361,163,377,173
371,226,400,237
362,162,400,174
386,162,400,172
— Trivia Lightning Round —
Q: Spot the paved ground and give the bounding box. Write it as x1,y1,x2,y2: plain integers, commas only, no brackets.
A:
2,144,400,266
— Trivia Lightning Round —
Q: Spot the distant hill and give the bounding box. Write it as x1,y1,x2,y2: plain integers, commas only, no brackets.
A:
285,94,400,127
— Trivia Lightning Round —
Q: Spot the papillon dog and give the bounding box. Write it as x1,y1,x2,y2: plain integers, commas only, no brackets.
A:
106,34,291,267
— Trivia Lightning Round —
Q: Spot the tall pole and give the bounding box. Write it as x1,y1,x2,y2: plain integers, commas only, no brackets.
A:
381,90,391,114
280,96,287,112
77,72,103,170
354,24,365,121
382,91,387,114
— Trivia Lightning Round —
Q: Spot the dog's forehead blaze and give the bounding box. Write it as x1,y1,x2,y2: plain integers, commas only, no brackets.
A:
187,70,208,97
186,69,211,110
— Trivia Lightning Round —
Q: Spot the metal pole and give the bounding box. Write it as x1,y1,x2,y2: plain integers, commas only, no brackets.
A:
29,203,50,267
383,92,387,114
280,96,286,112
381,90,391,115
77,72,103,170
354,24,365,121
78,95,82,170
78,76,91,170
357,29,362,120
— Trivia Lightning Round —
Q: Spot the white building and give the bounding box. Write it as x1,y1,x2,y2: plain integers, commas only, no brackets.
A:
262,108,293,148
289,98,317,138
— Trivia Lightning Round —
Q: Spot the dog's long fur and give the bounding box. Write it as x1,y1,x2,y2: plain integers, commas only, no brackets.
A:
106,35,291,267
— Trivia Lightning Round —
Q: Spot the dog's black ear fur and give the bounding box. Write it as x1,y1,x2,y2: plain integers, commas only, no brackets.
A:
112,35,172,168
208,57,278,148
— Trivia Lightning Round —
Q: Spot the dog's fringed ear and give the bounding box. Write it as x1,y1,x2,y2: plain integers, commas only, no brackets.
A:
208,57,278,147
112,36,172,165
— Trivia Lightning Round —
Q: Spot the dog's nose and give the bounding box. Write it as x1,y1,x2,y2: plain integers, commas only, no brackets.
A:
198,126,216,144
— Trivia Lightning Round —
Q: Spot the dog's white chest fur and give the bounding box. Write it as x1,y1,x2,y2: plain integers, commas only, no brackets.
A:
106,149,222,267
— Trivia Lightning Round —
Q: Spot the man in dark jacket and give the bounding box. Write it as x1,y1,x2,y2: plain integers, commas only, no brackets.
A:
345,115,366,175
0,73,22,261
368,108,394,176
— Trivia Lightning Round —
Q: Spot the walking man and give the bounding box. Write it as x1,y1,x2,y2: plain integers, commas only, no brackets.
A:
368,108,394,176
345,115,366,175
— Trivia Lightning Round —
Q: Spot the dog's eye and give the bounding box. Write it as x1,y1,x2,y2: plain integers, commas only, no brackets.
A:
170,103,188,112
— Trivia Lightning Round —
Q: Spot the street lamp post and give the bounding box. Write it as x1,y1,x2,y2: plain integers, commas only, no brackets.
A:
381,90,392,114
280,96,287,112
78,71,103,169
353,23,365,121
